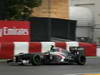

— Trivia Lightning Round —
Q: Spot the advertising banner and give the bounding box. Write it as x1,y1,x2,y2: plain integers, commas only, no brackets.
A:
0,21,30,42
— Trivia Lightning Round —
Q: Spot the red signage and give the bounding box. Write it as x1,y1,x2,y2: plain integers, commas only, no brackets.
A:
0,21,30,42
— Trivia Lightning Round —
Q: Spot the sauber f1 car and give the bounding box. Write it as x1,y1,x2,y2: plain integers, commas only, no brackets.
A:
7,46,86,65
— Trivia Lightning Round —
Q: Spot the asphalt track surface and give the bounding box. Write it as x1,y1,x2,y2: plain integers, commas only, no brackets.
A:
0,58,100,75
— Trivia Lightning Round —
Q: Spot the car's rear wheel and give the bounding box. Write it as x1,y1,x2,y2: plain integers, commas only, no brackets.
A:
76,55,86,65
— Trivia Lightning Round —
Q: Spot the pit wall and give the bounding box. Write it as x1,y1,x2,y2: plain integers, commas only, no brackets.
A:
0,42,96,59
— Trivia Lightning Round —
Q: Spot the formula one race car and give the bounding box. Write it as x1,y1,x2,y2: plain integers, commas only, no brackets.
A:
7,46,86,65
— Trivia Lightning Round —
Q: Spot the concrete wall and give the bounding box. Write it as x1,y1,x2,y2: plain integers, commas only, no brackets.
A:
69,0,100,43
31,0,69,19
76,27,93,37
93,0,100,44
70,0,94,6
94,0,100,25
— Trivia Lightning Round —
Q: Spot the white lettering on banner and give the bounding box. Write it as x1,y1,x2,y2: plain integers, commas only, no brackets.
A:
0,29,2,37
0,27,29,37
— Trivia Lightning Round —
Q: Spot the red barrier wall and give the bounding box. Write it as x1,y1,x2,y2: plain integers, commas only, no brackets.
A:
55,42,66,49
0,42,14,59
79,42,96,56
29,42,41,53
0,42,96,59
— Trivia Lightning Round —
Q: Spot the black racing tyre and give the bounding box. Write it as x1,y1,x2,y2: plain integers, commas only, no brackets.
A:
31,54,41,66
76,55,86,65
